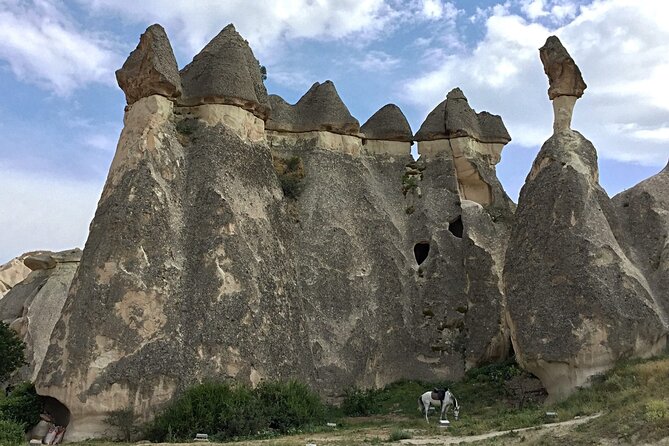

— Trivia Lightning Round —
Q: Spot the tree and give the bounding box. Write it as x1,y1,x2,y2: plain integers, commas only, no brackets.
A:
0,322,25,383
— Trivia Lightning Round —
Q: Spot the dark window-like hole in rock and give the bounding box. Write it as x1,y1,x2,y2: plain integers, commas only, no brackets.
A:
41,395,71,427
414,242,430,265
449,216,464,238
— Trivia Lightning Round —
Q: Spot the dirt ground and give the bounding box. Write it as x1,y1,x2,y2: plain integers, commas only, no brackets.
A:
144,413,611,446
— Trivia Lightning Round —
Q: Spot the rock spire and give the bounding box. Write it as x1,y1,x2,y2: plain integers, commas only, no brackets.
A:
179,24,270,119
360,104,413,142
539,36,587,132
415,88,510,143
115,24,182,105
266,81,359,134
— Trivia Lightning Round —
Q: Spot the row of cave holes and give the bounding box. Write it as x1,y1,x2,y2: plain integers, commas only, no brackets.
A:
413,216,463,265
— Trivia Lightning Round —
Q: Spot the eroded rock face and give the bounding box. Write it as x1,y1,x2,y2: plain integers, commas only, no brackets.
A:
180,24,270,118
505,130,668,400
115,24,182,105
415,88,513,208
266,82,359,134
0,249,81,383
0,255,31,298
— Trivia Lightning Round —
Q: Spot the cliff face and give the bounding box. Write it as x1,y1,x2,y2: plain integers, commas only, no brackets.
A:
23,27,668,441
30,24,514,441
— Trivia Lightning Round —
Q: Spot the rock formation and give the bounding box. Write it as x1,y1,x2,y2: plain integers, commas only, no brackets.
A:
539,35,587,132
0,255,31,298
115,24,182,105
179,24,270,119
29,24,519,441
0,249,81,382
17,23,665,440
505,39,667,401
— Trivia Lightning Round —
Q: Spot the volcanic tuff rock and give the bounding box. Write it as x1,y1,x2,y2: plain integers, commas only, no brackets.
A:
0,249,81,382
31,24,520,441
0,255,31,298
415,88,511,143
266,81,360,134
505,36,667,400
540,36,587,132
539,36,587,100
116,24,182,105
180,24,270,118
361,104,413,142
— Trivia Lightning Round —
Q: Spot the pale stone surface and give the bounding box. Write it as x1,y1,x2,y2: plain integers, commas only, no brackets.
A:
552,95,577,132
24,254,57,271
177,104,265,143
362,139,411,156
266,130,363,156
115,24,181,105
0,257,31,298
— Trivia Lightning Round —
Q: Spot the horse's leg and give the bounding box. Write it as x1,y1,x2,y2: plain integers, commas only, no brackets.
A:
440,401,446,421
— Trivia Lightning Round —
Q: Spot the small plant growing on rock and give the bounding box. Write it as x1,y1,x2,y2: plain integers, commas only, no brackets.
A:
274,155,305,200
0,322,25,383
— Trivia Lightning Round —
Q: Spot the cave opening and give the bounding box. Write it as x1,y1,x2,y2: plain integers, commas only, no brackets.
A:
414,242,430,265
449,216,464,238
41,395,71,427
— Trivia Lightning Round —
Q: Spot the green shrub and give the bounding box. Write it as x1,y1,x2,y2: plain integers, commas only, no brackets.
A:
0,322,25,382
280,176,303,199
0,419,25,446
341,387,382,416
644,400,669,422
145,380,326,442
105,406,139,441
0,382,42,429
255,380,325,432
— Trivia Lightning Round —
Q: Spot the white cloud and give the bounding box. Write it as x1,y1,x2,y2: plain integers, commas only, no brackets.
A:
0,168,101,263
354,50,401,72
404,0,669,166
0,0,121,95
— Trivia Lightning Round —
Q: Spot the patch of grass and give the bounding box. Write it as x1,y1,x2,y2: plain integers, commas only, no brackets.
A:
0,382,42,429
388,428,412,441
0,419,25,446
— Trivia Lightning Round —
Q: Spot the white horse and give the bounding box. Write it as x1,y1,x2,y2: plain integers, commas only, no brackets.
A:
418,388,460,423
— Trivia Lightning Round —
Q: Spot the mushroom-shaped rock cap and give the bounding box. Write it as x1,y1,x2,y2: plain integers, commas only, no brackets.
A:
23,254,56,271
415,88,511,143
116,24,182,105
361,104,413,142
266,81,360,134
179,24,270,119
540,35,587,100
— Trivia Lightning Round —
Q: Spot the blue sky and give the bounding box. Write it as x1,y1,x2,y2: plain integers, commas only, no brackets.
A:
0,0,668,263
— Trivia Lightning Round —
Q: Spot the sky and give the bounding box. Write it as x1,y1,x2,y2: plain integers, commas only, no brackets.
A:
0,0,668,263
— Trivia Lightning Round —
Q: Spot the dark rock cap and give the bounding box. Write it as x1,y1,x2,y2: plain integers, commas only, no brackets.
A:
116,24,182,105
361,104,413,142
266,81,360,134
179,24,270,119
415,88,511,143
539,35,587,100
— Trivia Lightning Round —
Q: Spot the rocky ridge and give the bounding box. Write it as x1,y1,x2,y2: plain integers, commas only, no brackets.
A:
3,26,663,442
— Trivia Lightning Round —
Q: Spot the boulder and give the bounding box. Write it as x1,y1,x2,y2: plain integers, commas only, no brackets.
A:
179,24,270,119
266,81,359,134
116,24,182,105
539,35,587,100
505,129,668,400
360,104,413,142
24,254,57,271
